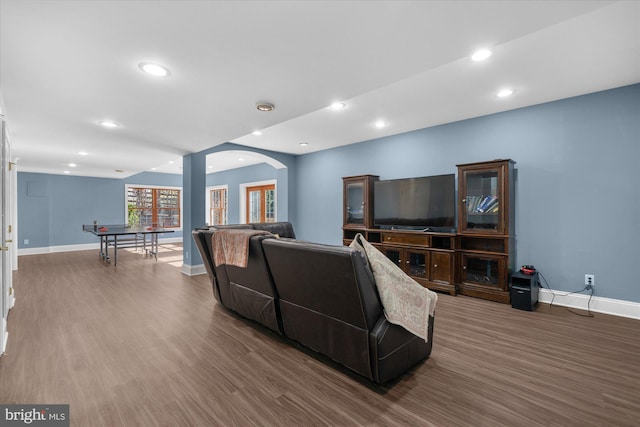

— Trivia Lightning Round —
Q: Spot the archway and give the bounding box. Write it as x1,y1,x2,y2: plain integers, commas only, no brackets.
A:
204,150,286,225
181,142,296,275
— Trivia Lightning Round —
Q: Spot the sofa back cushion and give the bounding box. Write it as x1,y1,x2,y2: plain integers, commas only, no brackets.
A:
262,239,382,379
263,239,381,328
222,234,282,334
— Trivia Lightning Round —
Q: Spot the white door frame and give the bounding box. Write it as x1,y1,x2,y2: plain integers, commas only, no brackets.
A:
1,117,13,355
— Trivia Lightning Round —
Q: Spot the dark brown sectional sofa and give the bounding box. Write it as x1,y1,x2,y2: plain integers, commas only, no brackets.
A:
192,222,434,384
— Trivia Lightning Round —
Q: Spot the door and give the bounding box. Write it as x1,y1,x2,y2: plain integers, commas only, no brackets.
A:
458,163,505,234
344,179,365,226
406,249,428,280
209,187,228,225
430,251,453,284
246,184,275,223
459,252,507,290
1,117,13,355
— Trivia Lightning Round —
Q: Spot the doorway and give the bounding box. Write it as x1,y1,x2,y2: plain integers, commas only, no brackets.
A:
245,183,275,223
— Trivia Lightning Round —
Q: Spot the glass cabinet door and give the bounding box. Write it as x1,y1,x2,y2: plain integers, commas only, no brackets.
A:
407,250,427,279
382,247,402,269
382,248,428,279
343,175,378,229
345,181,365,225
460,253,507,291
460,166,502,233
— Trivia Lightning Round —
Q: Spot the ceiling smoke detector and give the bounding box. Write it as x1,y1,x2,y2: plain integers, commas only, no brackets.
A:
256,102,275,112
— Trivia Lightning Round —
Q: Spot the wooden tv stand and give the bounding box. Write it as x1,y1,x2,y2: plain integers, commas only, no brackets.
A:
342,160,516,303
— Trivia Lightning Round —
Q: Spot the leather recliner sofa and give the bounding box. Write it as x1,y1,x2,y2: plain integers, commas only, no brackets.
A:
192,222,434,384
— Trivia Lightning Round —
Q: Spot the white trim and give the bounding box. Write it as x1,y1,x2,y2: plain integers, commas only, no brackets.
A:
17,236,183,256
182,263,206,276
239,179,277,224
1,323,6,354
539,288,640,320
205,184,228,226
124,183,183,229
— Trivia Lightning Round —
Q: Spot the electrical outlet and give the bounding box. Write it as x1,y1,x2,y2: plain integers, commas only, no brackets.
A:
585,274,595,287
24,239,29,245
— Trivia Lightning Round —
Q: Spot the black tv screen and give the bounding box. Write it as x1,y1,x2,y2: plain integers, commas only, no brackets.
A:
374,174,456,231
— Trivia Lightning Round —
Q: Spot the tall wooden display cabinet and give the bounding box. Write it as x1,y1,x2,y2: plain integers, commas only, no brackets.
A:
456,159,516,303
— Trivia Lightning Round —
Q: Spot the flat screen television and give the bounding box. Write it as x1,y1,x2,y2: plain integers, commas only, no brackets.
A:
374,174,456,232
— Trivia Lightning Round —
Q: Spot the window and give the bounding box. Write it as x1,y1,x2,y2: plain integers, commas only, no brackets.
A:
246,184,275,223
208,186,228,225
126,186,181,228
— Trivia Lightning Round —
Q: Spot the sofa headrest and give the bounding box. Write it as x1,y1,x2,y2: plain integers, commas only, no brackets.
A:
250,222,296,239
210,224,254,230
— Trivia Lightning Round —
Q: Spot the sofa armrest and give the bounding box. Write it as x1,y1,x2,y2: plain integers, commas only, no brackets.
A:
191,230,221,302
369,315,434,383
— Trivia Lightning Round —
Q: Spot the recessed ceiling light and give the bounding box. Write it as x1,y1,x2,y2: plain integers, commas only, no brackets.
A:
139,62,170,77
238,158,245,162
78,151,88,156
63,170,70,174
151,168,157,171
374,120,386,129
472,49,492,61
256,102,275,112
168,161,174,164
208,165,213,169
497,88,514,98
252,130,263,136
68,163,77,167
98,120,119,128
330,102,346,110
299,142,309,147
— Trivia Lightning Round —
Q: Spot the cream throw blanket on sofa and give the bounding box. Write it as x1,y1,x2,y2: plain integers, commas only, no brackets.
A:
350,234,437,342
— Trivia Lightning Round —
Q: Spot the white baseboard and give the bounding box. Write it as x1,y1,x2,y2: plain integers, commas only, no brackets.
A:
539,289,640,320
17,236,184,256
18,242,99,255
182,263,206,276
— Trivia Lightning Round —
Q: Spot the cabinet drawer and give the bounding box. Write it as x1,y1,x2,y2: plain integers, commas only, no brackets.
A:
382,233,429,246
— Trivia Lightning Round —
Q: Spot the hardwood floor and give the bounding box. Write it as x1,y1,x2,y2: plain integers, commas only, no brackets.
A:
1,244,638,426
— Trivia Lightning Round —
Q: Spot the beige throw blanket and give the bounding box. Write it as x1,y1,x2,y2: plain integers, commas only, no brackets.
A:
212,229,271,268
350,234,437,342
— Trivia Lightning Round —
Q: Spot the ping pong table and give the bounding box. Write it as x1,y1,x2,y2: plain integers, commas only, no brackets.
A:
82,224,175,267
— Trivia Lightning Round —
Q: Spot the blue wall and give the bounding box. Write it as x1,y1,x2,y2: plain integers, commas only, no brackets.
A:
17,171,183,249
294,84,640,303
206,162,278,224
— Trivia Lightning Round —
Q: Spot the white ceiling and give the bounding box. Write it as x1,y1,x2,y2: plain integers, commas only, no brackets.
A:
1,1,638,178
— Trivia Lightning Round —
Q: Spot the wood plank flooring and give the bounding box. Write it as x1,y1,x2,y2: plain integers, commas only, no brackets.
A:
1,244,639,426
